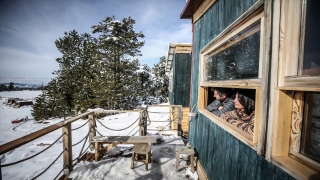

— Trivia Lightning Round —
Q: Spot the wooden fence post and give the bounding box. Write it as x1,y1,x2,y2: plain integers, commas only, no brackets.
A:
178,106,182,136
139,110,144,136
62,123,72,175
88,113,96,150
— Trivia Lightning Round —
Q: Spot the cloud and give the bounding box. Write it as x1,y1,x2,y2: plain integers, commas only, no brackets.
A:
0,47,59,80
139,22,192,66
0,0,192,83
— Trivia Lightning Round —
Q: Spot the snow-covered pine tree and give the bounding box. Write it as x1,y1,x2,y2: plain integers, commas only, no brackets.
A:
152,56,169,103
92,16,145,110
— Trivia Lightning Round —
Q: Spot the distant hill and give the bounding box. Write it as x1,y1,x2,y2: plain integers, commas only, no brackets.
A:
0,83,40,89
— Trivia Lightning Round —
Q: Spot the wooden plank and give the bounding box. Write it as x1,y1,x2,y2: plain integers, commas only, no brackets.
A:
284,0,302,76
265,0,281,161
127,136,157,144
277,86,320,92
199,109,254,147
200,79,262,88
272,156,320,180
62,123,72,173
253,89,261,145
272,90,293,156
284,76,320,88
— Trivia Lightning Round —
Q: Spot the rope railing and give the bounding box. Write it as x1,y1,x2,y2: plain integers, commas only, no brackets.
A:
126,124,139,136
72,131,90,147
95,128,103,136
73,144,90,165
53,165,67,180
96,118,139,131
31,149,66,180
0,133,65,167
71,119,90,131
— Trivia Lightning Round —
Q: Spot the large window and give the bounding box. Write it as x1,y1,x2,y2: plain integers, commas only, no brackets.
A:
199,10,264,147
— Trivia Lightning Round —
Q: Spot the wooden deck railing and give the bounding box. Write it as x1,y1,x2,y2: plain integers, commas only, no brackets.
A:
0,105,182,179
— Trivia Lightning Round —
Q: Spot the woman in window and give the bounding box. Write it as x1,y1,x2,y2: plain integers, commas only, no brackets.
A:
220,90,255,135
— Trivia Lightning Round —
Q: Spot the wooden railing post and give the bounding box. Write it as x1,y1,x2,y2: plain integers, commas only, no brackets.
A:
88,113,96,149
139,110,144,136
178,106,182,136
62,123,72,175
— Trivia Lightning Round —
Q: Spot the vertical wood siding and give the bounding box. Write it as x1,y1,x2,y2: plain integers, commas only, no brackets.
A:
188,0,295,179
192,114,295,180
170,53,191,107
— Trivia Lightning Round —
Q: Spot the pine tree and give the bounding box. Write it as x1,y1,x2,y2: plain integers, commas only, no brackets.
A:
92,16,145,109
152,56,169,103
8,82,14,91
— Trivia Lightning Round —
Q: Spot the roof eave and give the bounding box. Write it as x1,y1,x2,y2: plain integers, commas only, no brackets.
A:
180,0,204,19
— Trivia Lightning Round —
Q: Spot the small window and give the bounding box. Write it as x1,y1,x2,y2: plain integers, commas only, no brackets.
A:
204,22,260,81
300,92,320,163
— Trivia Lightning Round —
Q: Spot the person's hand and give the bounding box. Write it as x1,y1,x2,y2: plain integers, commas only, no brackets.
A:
218,106,223,110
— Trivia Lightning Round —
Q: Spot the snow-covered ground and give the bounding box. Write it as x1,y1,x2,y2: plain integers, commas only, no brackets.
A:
0,91,198,180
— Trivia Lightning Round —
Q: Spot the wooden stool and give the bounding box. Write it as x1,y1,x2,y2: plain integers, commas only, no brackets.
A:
175,146,195,172
131,144,151,170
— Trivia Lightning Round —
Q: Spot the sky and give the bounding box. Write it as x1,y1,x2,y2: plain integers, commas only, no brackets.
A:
0,91,198,180
0,0,192,85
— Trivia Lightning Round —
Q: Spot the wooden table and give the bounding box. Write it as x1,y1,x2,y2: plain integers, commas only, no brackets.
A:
90,136,157,161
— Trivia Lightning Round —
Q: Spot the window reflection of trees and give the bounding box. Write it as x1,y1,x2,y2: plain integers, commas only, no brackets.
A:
205,32,260,81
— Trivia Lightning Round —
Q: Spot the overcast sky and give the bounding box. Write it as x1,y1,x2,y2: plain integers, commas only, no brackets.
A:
0,0,191,85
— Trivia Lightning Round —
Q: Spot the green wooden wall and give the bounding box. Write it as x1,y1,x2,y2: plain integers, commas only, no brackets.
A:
191,114,295,180
188,0,295,179
168,53,191,107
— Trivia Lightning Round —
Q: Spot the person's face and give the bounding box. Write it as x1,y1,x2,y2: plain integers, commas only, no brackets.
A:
234,93,244,109
214,90,226,101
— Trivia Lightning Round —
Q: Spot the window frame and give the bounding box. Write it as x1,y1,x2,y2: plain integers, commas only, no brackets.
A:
197,10,265,149
268,0,320,178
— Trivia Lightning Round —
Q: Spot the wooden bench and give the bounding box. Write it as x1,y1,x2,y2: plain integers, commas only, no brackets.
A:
131,144,151,170
90,136,157,162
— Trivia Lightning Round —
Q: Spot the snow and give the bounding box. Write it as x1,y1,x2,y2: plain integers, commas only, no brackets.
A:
0,91,198,180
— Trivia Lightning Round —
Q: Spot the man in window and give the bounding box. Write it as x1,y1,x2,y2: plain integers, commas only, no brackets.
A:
207,88,235,117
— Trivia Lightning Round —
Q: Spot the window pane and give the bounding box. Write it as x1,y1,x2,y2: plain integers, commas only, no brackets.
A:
300,92,320,163
204,23,260,81
301,0,320,75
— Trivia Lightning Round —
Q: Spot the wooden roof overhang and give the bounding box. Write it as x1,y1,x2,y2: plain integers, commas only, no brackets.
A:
180,0,204,19
165,43,192,76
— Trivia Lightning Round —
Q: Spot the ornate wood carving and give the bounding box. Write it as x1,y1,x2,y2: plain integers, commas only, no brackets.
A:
290,91,304,152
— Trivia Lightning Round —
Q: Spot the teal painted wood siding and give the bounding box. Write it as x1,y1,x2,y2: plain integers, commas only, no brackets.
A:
169,53,191,107
191,114,295,180
188,0,295,179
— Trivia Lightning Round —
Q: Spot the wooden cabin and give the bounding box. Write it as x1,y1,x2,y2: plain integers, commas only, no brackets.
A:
165,43,192,137
180,0,320,179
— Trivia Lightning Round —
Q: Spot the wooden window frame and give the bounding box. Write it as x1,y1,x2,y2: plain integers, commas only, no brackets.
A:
268,0,320,179
197,9,264,149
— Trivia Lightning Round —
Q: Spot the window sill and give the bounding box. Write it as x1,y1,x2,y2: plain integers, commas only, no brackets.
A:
271,156,320,180
199,109,255,149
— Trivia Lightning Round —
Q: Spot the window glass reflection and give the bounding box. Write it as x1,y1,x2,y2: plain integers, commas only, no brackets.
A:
204,23,260,81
